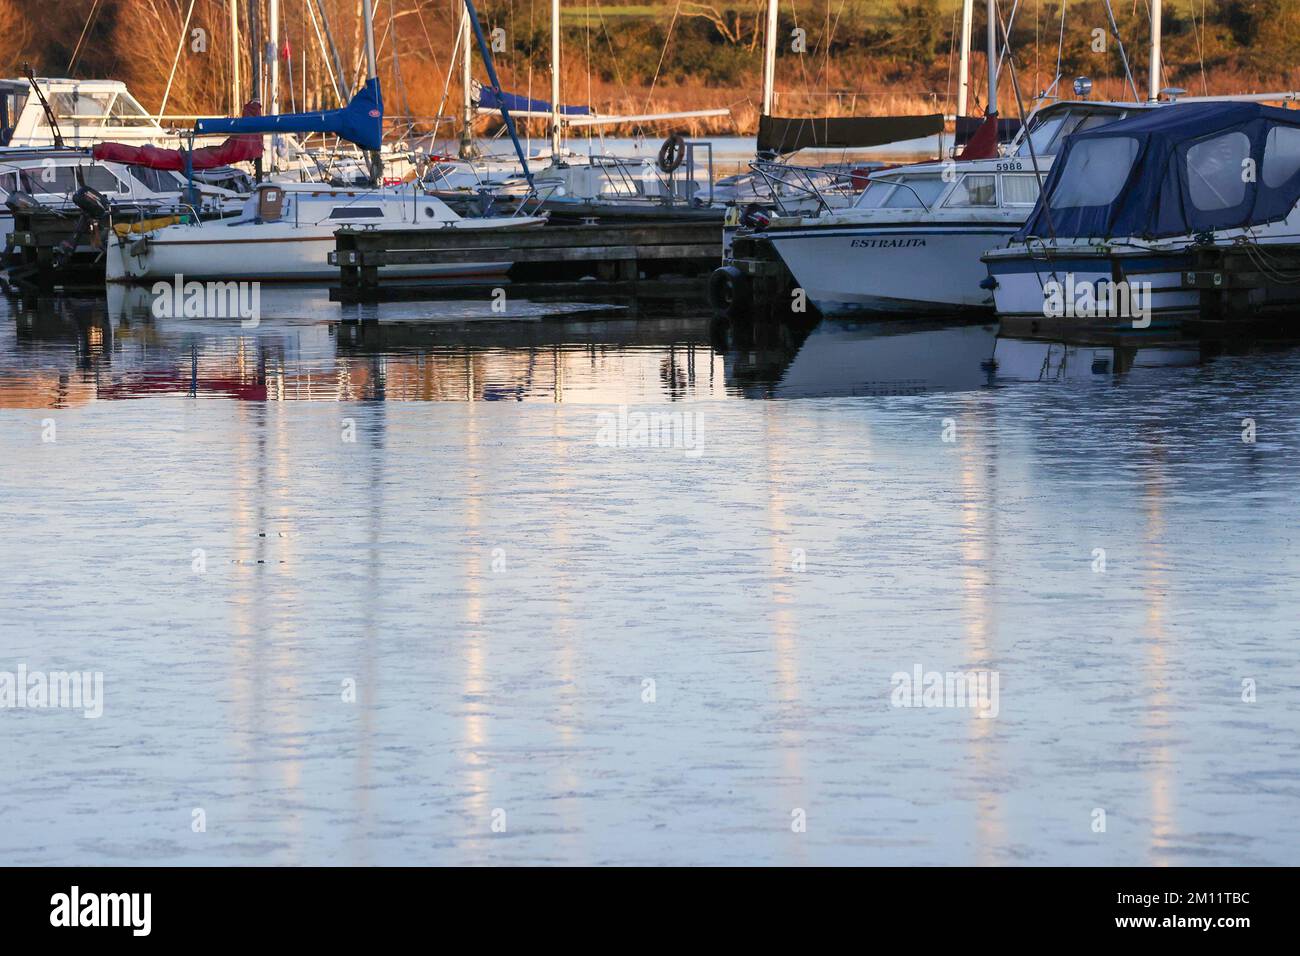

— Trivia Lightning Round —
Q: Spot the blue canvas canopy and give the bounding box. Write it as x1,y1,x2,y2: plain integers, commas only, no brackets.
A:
475,85,590,116
194,77,384,151
1015,102,1300,241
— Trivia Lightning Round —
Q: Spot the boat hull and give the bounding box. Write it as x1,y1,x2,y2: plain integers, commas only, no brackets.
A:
767,225,1017,315
105,221,537,283
982,249,1200,328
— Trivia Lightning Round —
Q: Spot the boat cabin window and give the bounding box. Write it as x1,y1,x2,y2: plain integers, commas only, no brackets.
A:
23,164,79,194
1186,131,1251,212
1049,136,1139,208
0,170,19,194
80,165,127,194
1001,173,1042,205
0,91,26,145
129,165,182,194
328,206,385,220
944,173,997,207
1261,126,1300,188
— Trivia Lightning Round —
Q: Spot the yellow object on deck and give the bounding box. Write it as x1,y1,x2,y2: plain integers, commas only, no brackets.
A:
113,215,182,237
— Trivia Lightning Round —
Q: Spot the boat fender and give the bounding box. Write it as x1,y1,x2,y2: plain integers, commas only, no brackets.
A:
708,265,752,320
657,133,686,173
979,275,999,290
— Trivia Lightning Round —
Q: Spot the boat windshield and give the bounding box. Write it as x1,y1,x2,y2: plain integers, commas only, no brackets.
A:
50,89,158,128
854,173,947,209
1015,107,1130,158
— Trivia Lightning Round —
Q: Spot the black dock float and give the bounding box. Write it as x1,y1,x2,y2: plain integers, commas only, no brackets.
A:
1181,244,1300,324
330,220,722,303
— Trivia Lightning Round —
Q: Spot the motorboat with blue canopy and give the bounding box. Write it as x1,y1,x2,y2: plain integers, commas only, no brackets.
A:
1014,101,1300,242
984,101,1300,326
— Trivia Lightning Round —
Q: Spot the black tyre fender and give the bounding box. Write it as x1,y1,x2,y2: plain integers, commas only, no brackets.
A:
708,265,751,320
657,133,686,173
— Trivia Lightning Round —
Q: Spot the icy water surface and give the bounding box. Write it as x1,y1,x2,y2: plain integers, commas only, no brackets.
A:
2,289,1299,865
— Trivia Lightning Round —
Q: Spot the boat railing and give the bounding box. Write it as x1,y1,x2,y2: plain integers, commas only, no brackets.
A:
111,200,208,232
511,181,561,219
749,160,859,216
581,142,714,207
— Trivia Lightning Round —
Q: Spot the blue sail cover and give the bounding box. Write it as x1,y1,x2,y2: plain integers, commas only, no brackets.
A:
194,77,384,151
1015,102,1300,241
476,86,590,116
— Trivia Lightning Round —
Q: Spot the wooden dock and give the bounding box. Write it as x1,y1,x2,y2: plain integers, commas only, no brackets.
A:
330,220,722,303
2,209,105,294
1181,244,1300,324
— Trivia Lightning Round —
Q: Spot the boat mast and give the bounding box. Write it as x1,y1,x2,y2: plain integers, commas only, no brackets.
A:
761,0,778,117
986,0,998,114
311,0,348,105
248,0,262,180
268,0,280,169
269,0,279,116
361,0,381,183
1148,0,1162,101
229,0,241,114
956,0,973,116
459,6,476,159
550,0,562,157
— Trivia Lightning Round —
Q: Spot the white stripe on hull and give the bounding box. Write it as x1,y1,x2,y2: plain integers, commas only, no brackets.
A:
987,263,1198,321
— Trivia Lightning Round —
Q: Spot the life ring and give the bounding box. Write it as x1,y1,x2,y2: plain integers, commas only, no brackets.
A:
708,265,751,320
657,133,686,173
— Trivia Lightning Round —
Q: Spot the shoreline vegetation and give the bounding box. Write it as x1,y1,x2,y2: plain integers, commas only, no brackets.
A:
2,0,1297,142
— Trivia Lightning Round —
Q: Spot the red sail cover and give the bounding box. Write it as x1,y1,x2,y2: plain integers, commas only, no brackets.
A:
958,110,1001,161
92,101,264,171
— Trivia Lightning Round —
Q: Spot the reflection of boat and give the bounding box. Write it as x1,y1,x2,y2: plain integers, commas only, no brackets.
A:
983,102,1300,326
717,314,997,398
990,333,1201,382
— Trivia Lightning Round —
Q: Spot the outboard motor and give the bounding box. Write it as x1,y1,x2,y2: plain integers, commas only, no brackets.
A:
4,190,43,215
72,185,111,219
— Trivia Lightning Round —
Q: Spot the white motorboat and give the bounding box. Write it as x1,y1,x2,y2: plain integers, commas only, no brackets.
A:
753,99,1143,315
104,181,545,283
0,78,178,149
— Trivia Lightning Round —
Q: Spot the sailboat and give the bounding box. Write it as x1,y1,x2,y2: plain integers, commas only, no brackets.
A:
429,0,734,223
103,0,543,284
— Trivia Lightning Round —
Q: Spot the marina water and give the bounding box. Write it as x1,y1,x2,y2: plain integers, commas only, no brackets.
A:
2,289,1299,865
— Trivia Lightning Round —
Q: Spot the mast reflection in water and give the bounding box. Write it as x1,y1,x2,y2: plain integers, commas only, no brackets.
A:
3,289,1299,865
